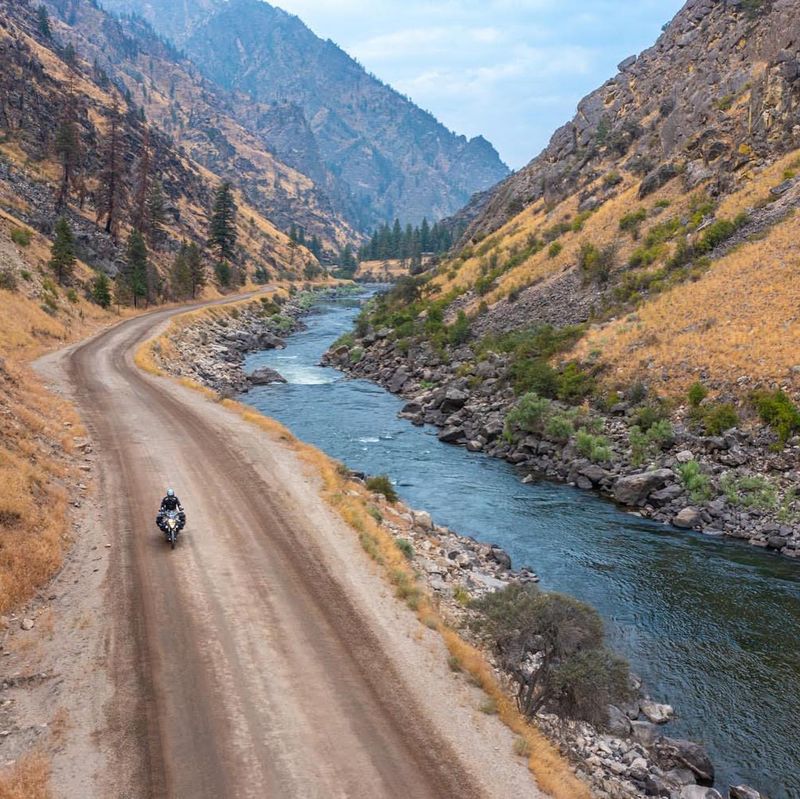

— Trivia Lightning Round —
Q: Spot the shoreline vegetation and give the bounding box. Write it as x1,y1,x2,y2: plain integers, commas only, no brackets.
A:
140,286,771,799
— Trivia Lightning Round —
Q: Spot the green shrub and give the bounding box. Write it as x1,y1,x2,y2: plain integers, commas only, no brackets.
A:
471,585,632,726
505,393,552,437
703,403,739,435
677,460,712,502
695,214,747,254
512,359,559,397
395,538,414,560
631,418,675,464
0,268,17,291
548,242,563,259
721,474,777,510
575,429,612,463
557,362,595,403
633,403,668,432
545,413,575,443
10,227,32,247
752,390,800,446
350,346,364,364
448,310,471,346
688,381,709,408
366,474,398,503
578,243,614,284
619,209,647,238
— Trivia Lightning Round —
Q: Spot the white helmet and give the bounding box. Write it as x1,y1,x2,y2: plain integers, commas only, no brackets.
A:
167,488,175,497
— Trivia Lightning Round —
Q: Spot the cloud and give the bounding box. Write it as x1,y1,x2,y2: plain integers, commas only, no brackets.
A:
271,0,686,168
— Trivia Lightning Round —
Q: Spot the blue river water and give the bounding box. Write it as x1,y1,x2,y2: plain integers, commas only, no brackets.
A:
243,291,800,797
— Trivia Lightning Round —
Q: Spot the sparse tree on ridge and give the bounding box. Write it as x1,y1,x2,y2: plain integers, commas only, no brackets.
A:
145,180,167,250
37,5,52,39
49,217,77,285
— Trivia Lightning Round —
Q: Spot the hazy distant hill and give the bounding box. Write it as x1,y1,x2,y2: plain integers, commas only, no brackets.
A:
102,0,510,229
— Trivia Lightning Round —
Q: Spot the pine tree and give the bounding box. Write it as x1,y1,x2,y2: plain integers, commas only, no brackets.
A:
170,244,192,299
54,100,81,212
37,5,52,38
49,217,76,285
186,242,206,298
121,230,148,307
96,103,127,240
209,182,237,263
214,260,232,288
91,272,112,308
132,127,151,235
145,180,167,250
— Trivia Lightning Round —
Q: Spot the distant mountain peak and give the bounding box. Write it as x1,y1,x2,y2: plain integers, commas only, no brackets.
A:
101,0,510,228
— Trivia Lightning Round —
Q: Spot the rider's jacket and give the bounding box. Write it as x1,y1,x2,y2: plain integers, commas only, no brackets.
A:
160,494,182,512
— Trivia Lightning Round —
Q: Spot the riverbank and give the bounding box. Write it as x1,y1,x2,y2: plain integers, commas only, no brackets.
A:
322,327,800,558
147,288,773,799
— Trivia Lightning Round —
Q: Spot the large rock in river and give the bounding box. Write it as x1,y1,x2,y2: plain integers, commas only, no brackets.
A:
248,367,287,386
613,469,675,506
652,736,715,786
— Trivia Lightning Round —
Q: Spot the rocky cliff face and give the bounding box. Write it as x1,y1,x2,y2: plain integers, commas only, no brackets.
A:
464,0,800,241
101,0,511,230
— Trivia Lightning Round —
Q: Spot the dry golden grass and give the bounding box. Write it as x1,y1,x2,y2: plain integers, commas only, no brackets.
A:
0,753,51,799
576,211,800,396
137,302,590,796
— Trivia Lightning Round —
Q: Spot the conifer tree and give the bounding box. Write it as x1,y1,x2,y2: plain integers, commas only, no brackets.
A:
54,100,81,212
170,244,192,299
97,103,127,240
186,242,206,298
145,180,167,250
121,230,148,307
91,272,112,308
209,182,237,262
132,127,151,235
49,217,76,285
37,5,52,38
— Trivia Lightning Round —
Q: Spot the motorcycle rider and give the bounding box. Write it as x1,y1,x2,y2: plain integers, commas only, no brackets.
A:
157,488,186,533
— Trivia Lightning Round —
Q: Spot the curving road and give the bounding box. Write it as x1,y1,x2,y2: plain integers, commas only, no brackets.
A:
55,300,536,799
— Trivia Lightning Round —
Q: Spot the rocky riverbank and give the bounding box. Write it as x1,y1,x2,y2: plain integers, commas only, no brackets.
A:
148,286,359,394
147,289,770,799
323,333,800,558
346,478,768,799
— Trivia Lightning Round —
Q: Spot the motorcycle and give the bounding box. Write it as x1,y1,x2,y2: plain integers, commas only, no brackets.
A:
158,509,184,550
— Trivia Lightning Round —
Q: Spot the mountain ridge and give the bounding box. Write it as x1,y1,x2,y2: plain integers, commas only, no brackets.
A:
101,0,510,229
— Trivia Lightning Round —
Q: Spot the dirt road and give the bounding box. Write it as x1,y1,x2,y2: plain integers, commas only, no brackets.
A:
38,301,541,799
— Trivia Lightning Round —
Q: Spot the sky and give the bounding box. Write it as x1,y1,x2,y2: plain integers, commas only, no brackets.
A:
270,0,686,169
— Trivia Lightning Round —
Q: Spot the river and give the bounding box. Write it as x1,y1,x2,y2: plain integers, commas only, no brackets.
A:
243,290,800,797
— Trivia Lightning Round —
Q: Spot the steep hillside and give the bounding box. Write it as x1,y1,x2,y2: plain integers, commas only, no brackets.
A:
326,0,800,557
102,0,511,229
0,0,324,288
463,0,799,242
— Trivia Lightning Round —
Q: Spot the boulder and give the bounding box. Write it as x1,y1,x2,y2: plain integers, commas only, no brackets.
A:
412,510,433,530
614,469,675,506
441,388,469,413
673,507,702,529
606,705,632,737
680,788,723,799
631,720,659,746
488,546,512,571
729,787,764,799
438,426,466,445
652,737,714,786
641,700,675,724
388,369,409,393
248,367,287,386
